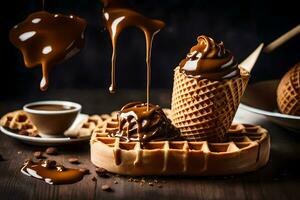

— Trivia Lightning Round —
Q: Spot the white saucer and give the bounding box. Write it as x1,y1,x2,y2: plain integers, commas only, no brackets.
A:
240,80,300,132
0,113,90,146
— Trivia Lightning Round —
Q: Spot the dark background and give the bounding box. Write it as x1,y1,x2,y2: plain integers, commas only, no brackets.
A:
0,0,299,100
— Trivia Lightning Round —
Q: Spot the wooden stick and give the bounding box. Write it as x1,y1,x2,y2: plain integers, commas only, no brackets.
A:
264,25,300,53
239,43,264,73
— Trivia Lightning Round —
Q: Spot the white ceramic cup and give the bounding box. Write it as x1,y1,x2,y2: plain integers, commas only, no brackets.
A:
23,101,81,138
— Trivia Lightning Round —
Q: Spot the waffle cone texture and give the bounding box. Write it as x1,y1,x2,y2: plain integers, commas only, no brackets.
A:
277,62,300,116
171,66,250,142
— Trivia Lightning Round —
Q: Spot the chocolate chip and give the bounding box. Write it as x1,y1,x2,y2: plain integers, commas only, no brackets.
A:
56,165,65,172
114,180,118,184
79,168,90,175
41,160,56,168
68,157,80,164
33,151,44,159
148,182,154,186
96,167,110,178
45,147,58,155
91,176,97,182
101,184,112,192
128,177,133,182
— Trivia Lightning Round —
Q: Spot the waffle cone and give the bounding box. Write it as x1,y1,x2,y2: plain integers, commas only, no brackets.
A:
171,66,250,142
277,62,300,116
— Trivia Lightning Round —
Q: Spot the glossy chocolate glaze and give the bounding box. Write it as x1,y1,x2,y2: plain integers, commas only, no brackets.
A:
21,159,85,185
109,102,180,143
28,104,75,111
179,35,240,80
9,11,87,91
101,0,165,110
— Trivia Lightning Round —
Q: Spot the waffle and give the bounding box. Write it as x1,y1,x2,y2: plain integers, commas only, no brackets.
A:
171,66,249,142
65,115,106,138
277,62,300,116
0,110,38,137
90,117,270,176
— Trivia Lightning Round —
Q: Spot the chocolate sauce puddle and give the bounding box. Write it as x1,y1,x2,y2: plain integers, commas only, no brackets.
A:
9,11,86,91
101,0,165,110
21,159,85,185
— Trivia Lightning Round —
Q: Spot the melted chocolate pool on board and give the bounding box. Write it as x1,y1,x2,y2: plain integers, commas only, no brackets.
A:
21,159,86,185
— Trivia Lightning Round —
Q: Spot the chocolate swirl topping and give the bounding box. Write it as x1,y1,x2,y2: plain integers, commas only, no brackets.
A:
110,102,180,143
179,35,240,80
9,11,86,91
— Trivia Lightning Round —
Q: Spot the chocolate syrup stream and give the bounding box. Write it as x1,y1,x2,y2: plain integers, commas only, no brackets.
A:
101,0,165,111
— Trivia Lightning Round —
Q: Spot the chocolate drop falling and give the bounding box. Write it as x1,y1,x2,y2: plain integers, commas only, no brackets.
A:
9,11,86,91
101,0,165,110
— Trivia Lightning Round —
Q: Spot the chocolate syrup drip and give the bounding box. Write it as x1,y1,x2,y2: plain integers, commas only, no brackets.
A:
109,102,180,143
101,0,165,110
179,35,240,80
21,159,85,185
9,11,86,91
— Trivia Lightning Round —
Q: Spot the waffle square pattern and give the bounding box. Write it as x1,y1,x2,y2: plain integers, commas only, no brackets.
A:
90,114,270,176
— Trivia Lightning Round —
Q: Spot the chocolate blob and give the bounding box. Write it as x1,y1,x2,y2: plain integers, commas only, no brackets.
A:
21,159,85,185
110,102,180,143
101,0,165,110
9,11,87,91
179,35,240,80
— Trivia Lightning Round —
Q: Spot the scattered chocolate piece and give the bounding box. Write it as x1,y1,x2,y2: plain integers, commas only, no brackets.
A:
68,157,80,164
92,176,97,182
33,151,44,159
45,147,58,155
128,178,133,182
101,184,112,192
41,160,57,169
148,182,154,186
114,180,118,184
79,168,90,175
96,167,110,178
56,165,66,172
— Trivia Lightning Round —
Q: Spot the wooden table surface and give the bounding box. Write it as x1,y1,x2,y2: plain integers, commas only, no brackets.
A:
0,89,299,200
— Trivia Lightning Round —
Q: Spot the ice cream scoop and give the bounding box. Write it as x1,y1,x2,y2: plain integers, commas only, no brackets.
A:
109,102,180,143
179,35,239,80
